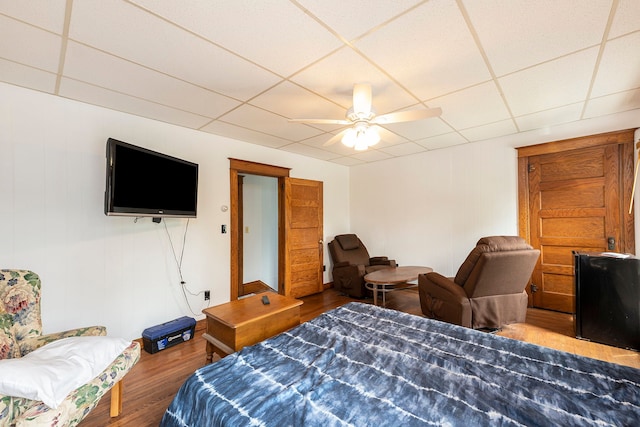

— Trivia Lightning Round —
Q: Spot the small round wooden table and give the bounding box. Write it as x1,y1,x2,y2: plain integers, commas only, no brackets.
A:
364,266,433,307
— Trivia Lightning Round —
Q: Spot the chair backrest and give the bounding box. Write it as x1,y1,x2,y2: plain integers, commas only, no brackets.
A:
328,234,371,266
0,269,43,358
454,236,540,298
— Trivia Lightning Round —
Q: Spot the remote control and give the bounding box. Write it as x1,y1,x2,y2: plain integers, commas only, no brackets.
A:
262,295,270,305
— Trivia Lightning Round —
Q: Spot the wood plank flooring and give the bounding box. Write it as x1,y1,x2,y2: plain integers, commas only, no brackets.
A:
81,288,639,426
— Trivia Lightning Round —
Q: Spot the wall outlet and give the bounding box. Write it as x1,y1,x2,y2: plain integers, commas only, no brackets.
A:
204,290,210,301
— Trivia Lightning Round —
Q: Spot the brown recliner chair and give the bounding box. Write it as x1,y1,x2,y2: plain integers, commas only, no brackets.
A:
418,236,540,330
328,234,396,298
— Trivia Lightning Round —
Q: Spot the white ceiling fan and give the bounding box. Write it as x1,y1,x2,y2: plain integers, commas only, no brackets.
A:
289,83,442,151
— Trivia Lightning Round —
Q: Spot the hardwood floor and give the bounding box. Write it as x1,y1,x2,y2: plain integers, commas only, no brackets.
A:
81,288,640,426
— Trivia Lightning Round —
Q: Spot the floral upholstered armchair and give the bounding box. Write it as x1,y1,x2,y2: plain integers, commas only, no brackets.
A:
0,269,141,426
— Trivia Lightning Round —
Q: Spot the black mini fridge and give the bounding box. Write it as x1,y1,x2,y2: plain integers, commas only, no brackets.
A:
574,252,640,351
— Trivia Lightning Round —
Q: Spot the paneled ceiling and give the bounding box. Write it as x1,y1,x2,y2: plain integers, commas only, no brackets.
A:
2,0,639,165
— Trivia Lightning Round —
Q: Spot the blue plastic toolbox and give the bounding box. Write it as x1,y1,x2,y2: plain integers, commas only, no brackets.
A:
142,316,196,354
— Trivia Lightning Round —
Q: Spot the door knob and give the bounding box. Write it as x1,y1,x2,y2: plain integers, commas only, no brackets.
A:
319,239,323,244
607,237,615,251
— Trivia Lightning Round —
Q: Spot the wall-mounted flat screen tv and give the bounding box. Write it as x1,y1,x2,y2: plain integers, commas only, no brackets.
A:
104,138,198,218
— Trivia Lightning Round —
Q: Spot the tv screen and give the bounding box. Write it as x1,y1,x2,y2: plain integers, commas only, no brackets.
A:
104,138,198,218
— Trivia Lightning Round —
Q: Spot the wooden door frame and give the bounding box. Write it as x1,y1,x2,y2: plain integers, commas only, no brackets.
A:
517,129,636,306
229,159,290,301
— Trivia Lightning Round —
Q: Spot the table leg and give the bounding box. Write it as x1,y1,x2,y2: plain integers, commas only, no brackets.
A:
205,339,214,364
372,283,378,306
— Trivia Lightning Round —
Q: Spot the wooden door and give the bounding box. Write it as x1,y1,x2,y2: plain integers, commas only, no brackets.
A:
518,130,635,313
282,177,324,298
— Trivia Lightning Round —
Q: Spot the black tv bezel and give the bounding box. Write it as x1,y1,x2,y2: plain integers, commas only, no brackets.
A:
104,138,198,219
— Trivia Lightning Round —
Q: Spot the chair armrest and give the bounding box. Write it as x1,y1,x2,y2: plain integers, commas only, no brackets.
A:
333,263,365,277
420,273,468,302
2,341,142,425
418,272,472,327
333,261,351,268
21,326,107,355
369,257,397,267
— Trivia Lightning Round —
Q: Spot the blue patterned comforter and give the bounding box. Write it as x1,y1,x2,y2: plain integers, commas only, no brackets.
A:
161,302,640,426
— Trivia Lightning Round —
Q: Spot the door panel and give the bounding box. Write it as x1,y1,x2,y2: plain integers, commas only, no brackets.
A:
283,178,323,298
519,130,635,313
531,146,616,312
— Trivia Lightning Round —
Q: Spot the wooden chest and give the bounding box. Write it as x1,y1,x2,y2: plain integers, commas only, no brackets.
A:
202,293,302,361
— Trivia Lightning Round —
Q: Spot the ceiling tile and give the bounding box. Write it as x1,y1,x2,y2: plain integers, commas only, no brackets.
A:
0,0,66,33
609,0,640,39
279,143,340,161
383,116,453,140
200,120,291,149
515,103,583,132
433,81,510,129
291,47,417,113
219,104,323,142
350,149,394,163
459,119,517,142
355,0,491,101
379,142,426,157
69,1,281,101
130,0,342,77
329,156,365,166
584,89,640,118
296,0,422,41
373,127,411,148
0,58,56,93
250,81,346,120
500,48,598,116
591,32,640,98
415,132,468,150
59,78,212,129
0,15,61,72
63,42,240,118
464,0,610,76
2,0,639,166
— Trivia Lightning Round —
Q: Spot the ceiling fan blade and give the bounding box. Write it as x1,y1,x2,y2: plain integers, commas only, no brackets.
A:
374,107,442,124
323,129,349,146
352,83,372,115
288,118,351,125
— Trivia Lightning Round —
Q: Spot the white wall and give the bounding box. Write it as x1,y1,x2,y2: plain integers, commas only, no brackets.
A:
0,83,350,340
2,82,638,341
349,111,640,278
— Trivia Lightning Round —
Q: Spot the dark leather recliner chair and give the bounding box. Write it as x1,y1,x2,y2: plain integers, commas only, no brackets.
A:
418,236,540,330
328,234,396,298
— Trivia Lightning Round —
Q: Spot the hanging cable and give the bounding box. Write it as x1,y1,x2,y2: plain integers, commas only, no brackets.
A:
163,218,201,316
164,218,190,284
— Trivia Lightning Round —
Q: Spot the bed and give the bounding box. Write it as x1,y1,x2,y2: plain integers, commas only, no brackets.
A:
161,302,640,426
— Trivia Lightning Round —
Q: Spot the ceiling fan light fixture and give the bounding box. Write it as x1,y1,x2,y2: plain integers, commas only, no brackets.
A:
354,140,369,151
365,126,380,146
346,106,375,122
341,124,380,150
298,83,441,149
341,128,357,148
